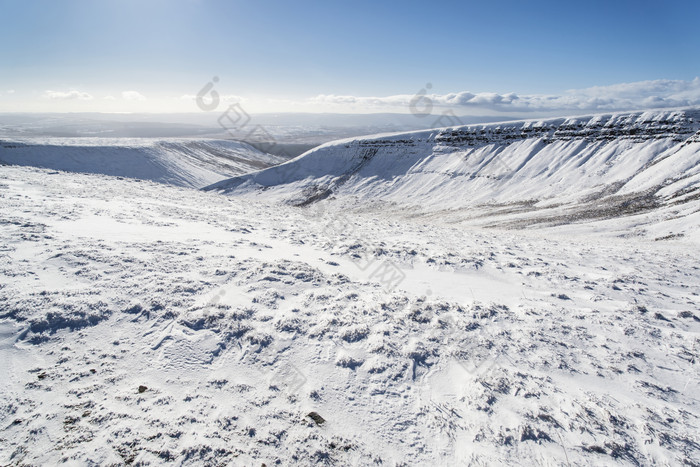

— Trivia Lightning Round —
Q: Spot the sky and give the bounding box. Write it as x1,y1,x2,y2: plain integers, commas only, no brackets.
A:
0,0,699,115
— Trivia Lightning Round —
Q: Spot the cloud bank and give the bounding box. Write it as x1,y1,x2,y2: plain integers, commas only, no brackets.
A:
43,90,94,101
311,78,700,113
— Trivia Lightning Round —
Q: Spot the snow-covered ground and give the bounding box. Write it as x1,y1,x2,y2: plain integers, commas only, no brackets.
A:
1,163,698,465
0,138,286,188
1,108,699,465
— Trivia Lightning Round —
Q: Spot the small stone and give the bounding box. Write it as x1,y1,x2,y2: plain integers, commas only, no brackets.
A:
307,411,325,425
138,385,148,393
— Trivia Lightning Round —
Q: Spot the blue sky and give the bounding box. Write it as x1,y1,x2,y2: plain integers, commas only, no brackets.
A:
1,0,699,114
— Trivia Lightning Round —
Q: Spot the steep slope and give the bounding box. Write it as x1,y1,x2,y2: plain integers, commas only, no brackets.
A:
0,138,286,188
206,109,700,236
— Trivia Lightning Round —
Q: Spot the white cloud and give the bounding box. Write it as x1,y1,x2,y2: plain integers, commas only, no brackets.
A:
221,94,244,103
7,90,15,94
311,94,408,107
43,89,93,100
309,78,700,113
180,94,244,103
122,91,146,101
103,95,116,100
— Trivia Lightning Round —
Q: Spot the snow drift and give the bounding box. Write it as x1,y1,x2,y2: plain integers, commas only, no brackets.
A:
0,138,286,188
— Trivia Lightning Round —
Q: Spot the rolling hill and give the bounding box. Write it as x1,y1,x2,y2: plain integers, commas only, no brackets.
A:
0,138,286,188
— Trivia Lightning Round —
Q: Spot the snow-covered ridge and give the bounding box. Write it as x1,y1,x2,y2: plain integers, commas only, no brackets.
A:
206,109,700,236
0,138,286,188
315,108,698,149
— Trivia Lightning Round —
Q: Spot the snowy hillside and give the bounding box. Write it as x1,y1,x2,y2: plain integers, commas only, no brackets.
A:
207,109,700,239
1,165,699,465
0,138,286,188
1,109,700,466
